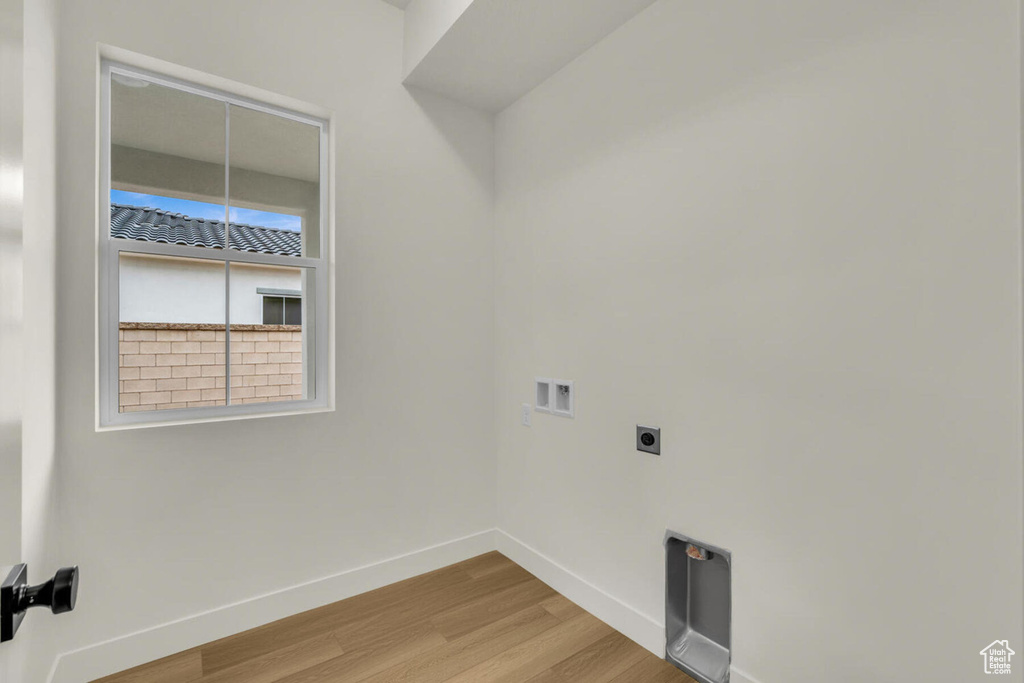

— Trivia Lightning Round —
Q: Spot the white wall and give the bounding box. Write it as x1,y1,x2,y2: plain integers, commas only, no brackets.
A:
45,1,1024,681
494,2,1024,682
0,0,24,676
55,0,494,671
17,0,59,677
0,0,24,578
0,0,61,680
119,254,303,325
402,0,474,78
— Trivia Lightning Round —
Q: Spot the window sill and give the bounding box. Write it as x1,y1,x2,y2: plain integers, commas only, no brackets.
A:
96,403,334,432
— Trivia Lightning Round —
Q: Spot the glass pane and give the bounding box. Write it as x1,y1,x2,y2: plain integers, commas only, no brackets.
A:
284,298,302,326
262,297,283,325
119,253,226,413
110,74,226,249
229,264,312,405
228,104,319,258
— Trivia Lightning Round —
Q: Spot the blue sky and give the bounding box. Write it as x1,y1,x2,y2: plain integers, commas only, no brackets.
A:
111,190,302,232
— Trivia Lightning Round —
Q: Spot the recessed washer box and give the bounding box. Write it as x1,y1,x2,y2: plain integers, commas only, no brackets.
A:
552,379,574,418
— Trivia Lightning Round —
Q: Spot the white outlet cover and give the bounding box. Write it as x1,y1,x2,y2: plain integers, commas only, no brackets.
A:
521,403,532,426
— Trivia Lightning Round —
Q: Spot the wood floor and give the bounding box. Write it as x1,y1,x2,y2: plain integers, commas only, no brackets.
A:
94,552,696,683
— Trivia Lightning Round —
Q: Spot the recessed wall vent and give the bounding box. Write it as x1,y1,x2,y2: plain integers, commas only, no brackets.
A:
665,530,732,683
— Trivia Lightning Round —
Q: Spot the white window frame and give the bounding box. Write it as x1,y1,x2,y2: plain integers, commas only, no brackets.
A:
98,59,332,429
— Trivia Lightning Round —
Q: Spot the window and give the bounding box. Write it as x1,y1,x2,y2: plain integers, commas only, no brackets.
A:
259,289,302,325
99,60,330,427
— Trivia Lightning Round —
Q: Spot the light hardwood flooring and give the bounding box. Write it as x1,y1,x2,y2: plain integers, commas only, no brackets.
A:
94,552,696,683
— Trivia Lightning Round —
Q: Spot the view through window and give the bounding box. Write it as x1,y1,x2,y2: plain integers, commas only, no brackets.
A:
101,63,328,425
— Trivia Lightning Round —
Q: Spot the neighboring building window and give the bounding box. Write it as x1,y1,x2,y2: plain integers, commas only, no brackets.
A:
99,60,330,427
259,289,302,325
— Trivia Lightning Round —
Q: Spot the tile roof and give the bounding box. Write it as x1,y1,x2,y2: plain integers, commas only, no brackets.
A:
110,203,301,257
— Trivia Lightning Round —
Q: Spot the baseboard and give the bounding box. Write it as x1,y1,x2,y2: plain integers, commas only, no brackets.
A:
730,666,762,683
494,530,665,655
49,527,763,683
49,529,496,683
494,530,762,683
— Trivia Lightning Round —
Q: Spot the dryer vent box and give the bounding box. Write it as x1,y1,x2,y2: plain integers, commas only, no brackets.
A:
665,531,732,683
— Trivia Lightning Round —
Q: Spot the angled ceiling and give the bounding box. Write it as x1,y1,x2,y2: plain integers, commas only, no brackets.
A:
379,0,413,10
402,0,657,112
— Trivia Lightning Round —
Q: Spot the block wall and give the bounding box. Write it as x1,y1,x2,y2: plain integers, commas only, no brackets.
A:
118,323,304,412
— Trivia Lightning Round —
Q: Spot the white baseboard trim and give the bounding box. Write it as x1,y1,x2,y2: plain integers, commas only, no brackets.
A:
494,529,665,656
494,530,762,683
49,529,496,683
730,666,762,683
49,528,763,683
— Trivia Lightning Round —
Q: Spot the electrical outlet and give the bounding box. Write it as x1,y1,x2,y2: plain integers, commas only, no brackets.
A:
521,403,532,426
637,425,660,455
